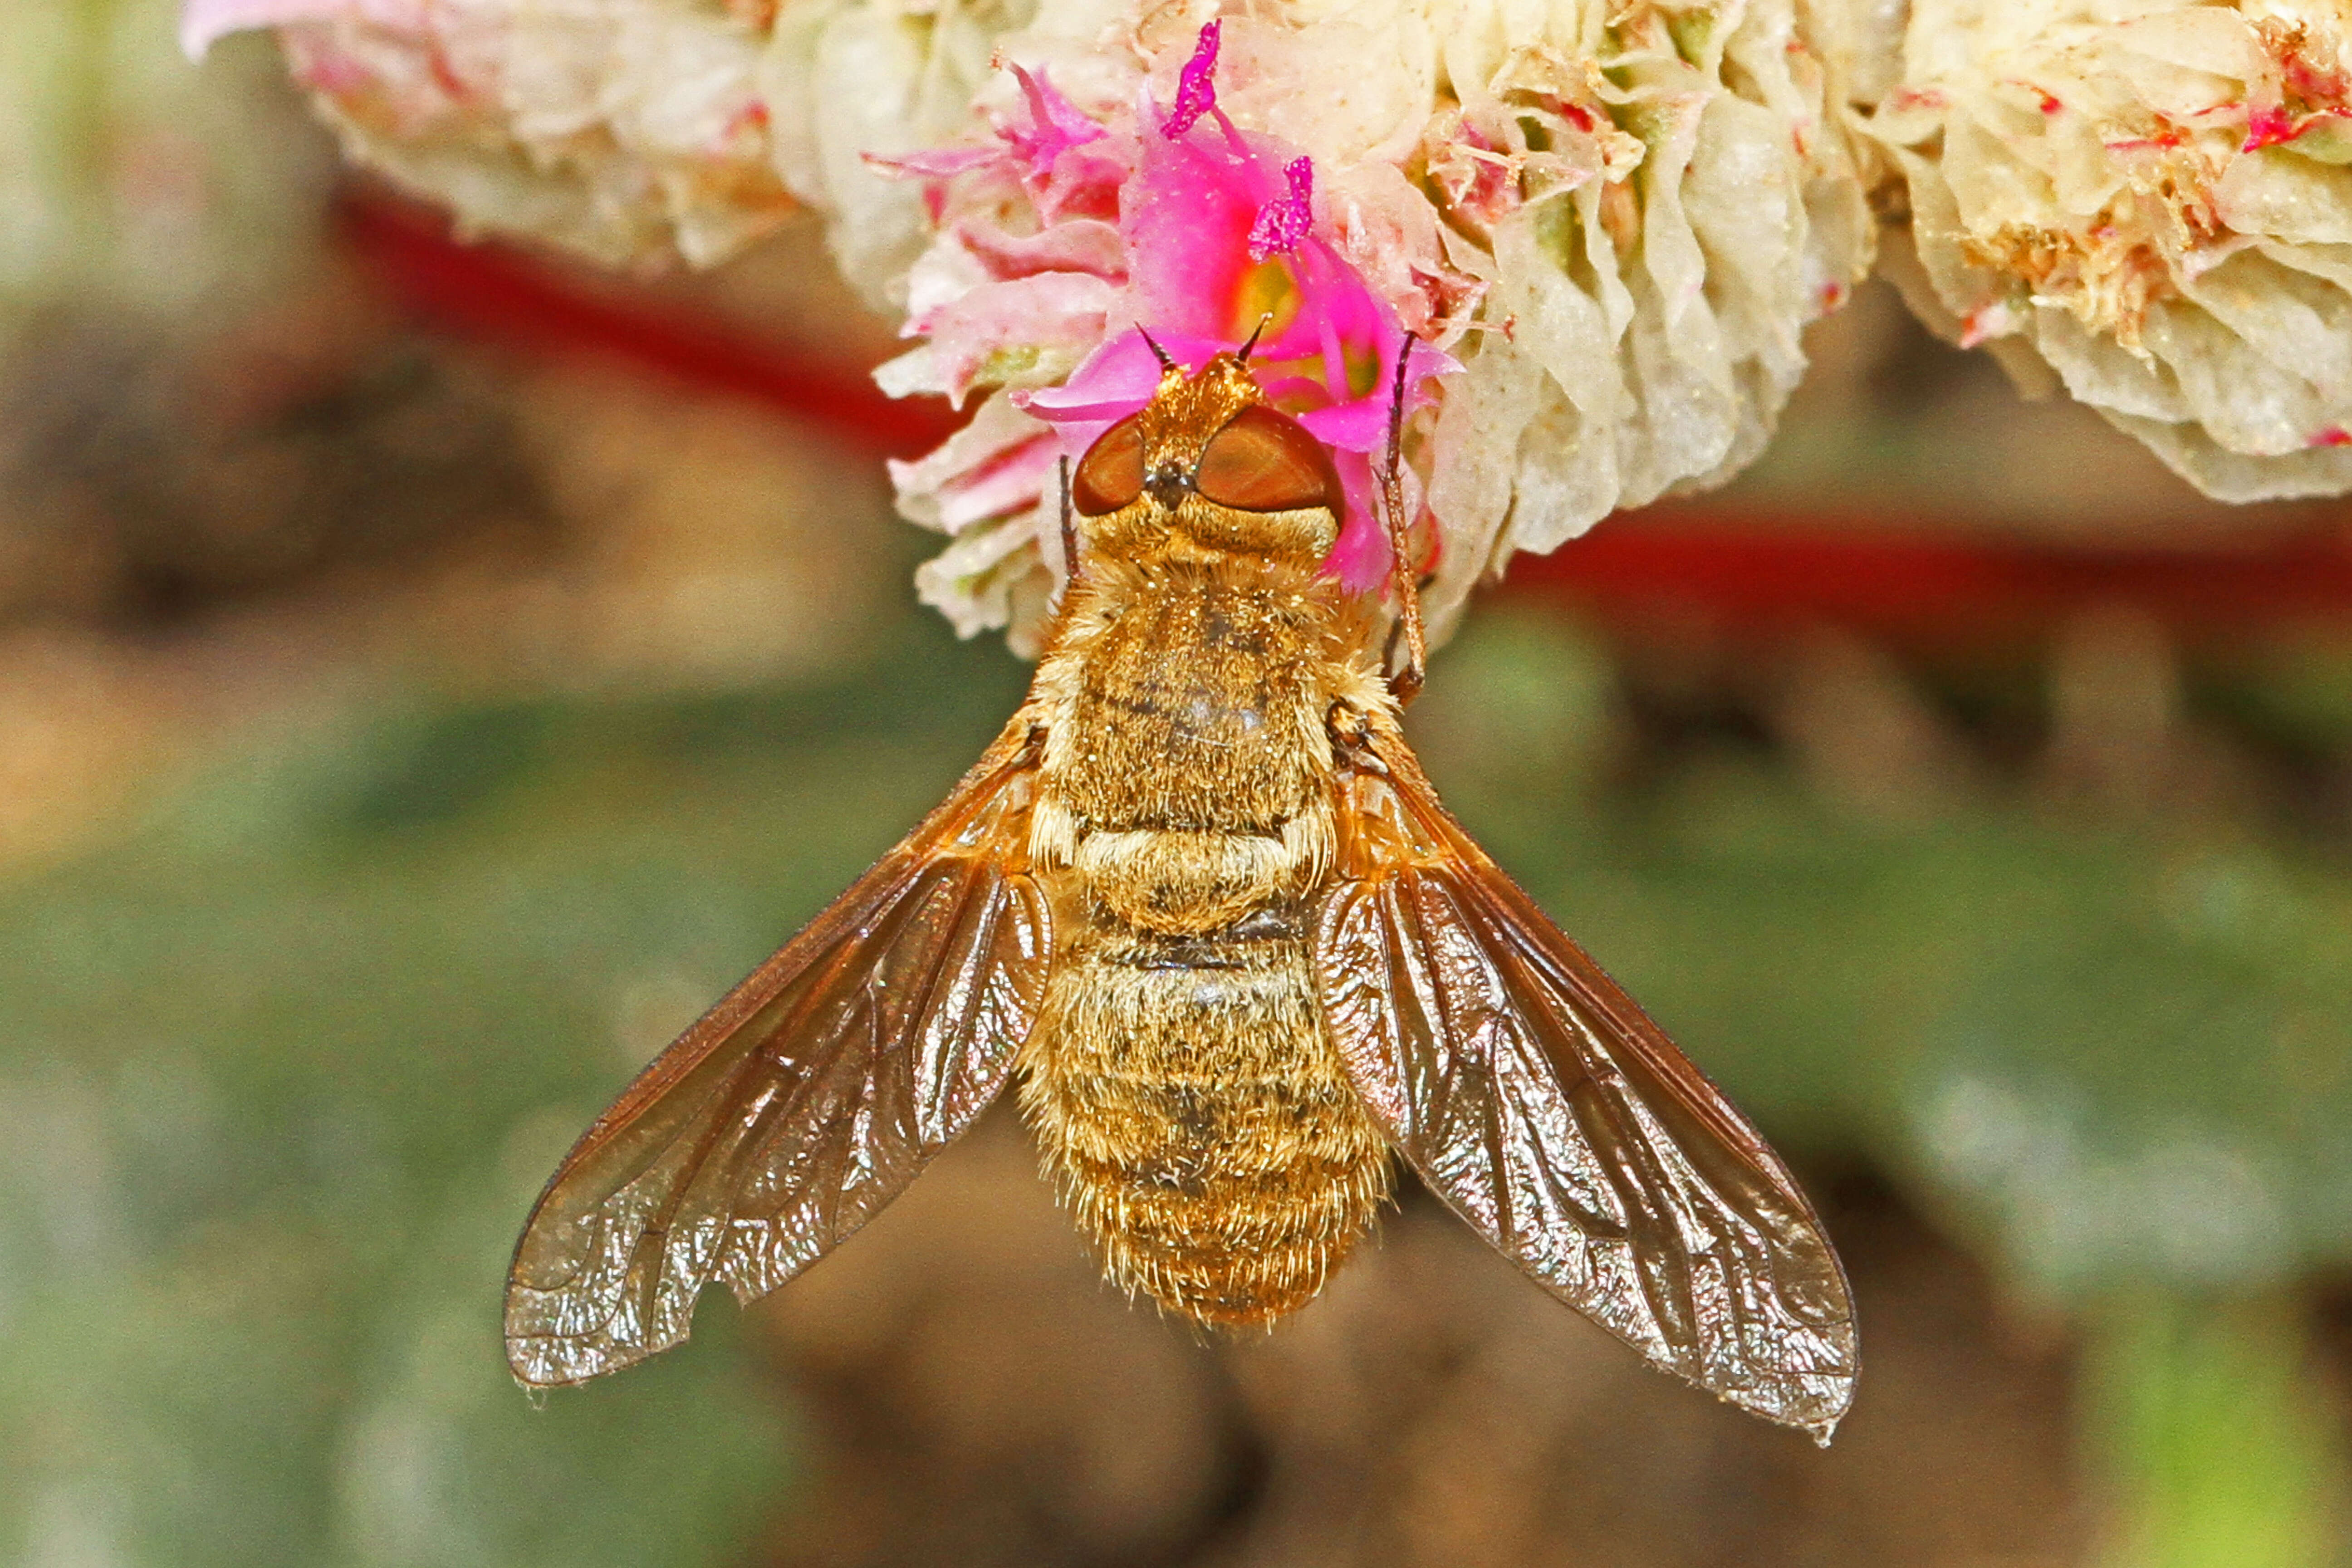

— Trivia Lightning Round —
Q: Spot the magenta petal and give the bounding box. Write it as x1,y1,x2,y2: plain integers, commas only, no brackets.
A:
1009,62,1104,153
1022,327,1218,458
1036,142,1132,225
1292,337,1460,454
1125,115,1279,343
1002,60,1108,183
1017,338,1160,458
1025,331,1162,412
1296,399,1387,452
1323,451,1392,593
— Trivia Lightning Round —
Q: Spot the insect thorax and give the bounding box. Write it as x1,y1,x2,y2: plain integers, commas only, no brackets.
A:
1034,557,1338,885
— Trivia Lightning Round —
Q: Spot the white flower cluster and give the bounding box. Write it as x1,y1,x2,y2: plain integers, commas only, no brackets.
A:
1862,0,2352,499
190,0,1027,277
188,0,2352,642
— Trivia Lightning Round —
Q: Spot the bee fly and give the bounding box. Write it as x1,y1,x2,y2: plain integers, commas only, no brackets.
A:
505,330,1858,1439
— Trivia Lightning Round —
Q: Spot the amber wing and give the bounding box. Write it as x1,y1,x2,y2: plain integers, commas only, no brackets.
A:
505,718,1052,1388
1313,714,1857,1437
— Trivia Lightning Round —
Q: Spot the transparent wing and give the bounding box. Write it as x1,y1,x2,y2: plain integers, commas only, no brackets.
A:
505,718,1052,1387
1314,712,1857,1437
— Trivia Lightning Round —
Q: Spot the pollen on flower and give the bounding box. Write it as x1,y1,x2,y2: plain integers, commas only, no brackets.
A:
1246,158,1313,262
1867,0,2352,500
1959,217,2185,351
1161,20,1221,140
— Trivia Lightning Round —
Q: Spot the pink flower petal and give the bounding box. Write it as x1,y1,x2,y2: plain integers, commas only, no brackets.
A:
1019,327,1223,458
957,217,1127,283
1004,61,1104,167
935,431,1062,529
1035,141,1132,225
865,145,1006,181
912,271,1120,404
1126,106,1286,345
1294,338,1459,451
998,62,1136,225
1324,450,1392,592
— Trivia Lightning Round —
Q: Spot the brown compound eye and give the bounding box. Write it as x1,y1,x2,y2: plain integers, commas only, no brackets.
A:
1071,414,1145,516
1193,404,1345,519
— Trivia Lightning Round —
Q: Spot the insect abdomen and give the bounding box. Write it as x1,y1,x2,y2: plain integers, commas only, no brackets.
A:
1019,919,1391,1326
1020,561,1392,1325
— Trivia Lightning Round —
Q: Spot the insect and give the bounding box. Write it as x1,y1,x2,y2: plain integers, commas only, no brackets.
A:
505,331,1858,1439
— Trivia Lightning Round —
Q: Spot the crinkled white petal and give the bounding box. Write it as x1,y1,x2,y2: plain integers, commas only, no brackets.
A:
1861,0,2352,499
246,0,1043,285
1337,0,1878,637
274,2,786,267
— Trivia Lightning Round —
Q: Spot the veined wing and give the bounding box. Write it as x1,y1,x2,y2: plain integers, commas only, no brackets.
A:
1313,710,1856,1438
505,716,1052,1387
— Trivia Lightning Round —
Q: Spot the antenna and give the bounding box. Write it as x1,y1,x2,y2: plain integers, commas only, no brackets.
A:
1236,313,1273,363
1137,326,1176,371
1057,454,1080,605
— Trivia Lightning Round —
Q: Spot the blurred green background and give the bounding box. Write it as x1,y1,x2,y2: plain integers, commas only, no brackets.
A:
3,7,2350,1566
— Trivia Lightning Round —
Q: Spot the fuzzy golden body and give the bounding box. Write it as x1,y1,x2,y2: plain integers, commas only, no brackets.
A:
505,347,1860,1439
1019,555,1393,1324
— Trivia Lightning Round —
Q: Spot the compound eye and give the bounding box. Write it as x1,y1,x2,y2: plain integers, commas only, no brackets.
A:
1193,404,1345,519
1071,415,1145,516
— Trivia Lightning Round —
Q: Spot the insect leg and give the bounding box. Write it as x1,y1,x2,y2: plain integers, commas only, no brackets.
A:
1382,333,1426,705
1058,454,1080,602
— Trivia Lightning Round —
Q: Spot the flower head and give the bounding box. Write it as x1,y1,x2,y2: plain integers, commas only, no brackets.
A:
1864,0,2352,498
879,23,1462,641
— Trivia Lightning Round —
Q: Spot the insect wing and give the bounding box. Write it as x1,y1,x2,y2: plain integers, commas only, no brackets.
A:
1314,716,1856,1437
505,718,1052,1387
